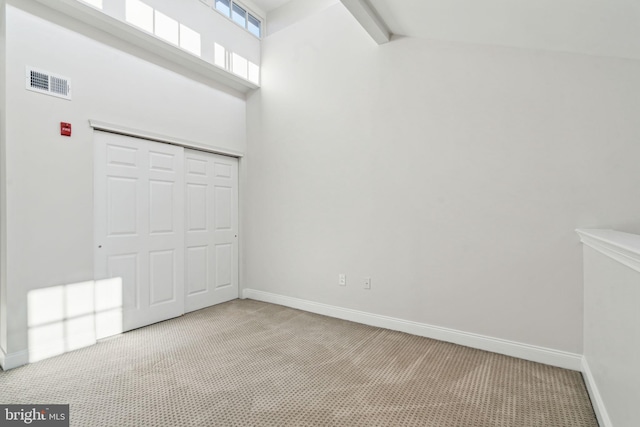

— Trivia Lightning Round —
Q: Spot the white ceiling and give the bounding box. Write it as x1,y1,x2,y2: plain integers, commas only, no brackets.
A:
258,0,640,59
250,0,292,13
366,0,640,59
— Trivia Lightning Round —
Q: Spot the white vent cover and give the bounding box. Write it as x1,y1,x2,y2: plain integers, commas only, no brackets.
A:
25,66,72,100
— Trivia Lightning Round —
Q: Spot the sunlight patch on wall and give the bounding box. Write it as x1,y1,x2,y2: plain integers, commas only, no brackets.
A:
125,0,202,57
126,0,154,33
179,24,202,57
215,44,260,84
154,10,179,45
214,43,226,68
27,278,123,363
248,61,260,85
95,278,123,339
231,52,248,79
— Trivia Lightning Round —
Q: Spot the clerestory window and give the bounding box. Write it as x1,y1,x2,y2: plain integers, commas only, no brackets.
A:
215,0,262,38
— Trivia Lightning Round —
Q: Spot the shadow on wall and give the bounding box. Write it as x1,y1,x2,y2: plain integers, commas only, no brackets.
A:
27,278,123,363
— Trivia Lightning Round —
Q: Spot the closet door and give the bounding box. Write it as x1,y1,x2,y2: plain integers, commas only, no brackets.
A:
94,131,185,332
185,149,239,312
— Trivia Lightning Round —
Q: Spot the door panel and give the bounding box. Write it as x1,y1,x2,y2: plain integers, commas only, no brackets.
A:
107,144,137,167
184,149,238,313
215,243,232,288
214,186,232,230
107,177,137,236
149,151,175,171
186,184,207,231
186,246,208,295
95,131,184,332
149,249,176,305
186,157,207,176
149,180,175,233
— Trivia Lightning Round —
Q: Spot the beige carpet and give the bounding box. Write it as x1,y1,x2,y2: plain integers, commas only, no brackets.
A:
0,299,597,426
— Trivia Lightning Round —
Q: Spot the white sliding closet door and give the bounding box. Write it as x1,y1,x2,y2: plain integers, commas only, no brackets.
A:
185,149,239,312
94,131,185,332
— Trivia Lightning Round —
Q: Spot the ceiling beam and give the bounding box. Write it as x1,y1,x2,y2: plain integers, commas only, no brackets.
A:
340,0,390,45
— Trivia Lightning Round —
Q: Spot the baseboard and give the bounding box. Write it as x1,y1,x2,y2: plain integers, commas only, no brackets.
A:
581,357,612,427
243,289,583,371
0,347,29,371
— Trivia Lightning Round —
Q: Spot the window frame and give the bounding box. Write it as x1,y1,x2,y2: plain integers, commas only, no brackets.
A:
247,13,261,38
210,0,263,39
213,0,231,17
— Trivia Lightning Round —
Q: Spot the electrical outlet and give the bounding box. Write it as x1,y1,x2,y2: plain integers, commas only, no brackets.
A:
364,277,371,289
339,274,346,286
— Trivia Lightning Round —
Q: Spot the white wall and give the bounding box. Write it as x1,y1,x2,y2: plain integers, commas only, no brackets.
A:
245,3,640,354
266,0,337,36
580,231,640,427
1,1,246,362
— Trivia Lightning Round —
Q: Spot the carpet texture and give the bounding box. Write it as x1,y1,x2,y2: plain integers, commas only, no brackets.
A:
0,300,598,426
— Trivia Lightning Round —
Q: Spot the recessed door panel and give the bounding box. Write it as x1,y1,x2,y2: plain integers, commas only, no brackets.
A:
214,162,231,178
215,244,232,289
187,158,207,176
149,250,175,305
186,183,207,231
149,180,174,234
214,186,232,230
186,246,208,295
150,151,175,172
107,177,137,236
107,145,138,167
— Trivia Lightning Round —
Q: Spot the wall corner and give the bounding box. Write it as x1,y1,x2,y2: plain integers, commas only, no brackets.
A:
0,0,8,357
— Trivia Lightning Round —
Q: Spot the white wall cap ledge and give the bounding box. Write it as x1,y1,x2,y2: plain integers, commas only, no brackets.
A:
28,0,259,93
576,229,640,273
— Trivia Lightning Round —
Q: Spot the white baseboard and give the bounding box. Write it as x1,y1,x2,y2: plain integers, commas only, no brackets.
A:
0,347,29,371
243,289,583,371
581,357,612,427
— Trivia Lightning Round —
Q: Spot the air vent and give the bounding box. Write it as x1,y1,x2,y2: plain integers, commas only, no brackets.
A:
25,67,71,100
